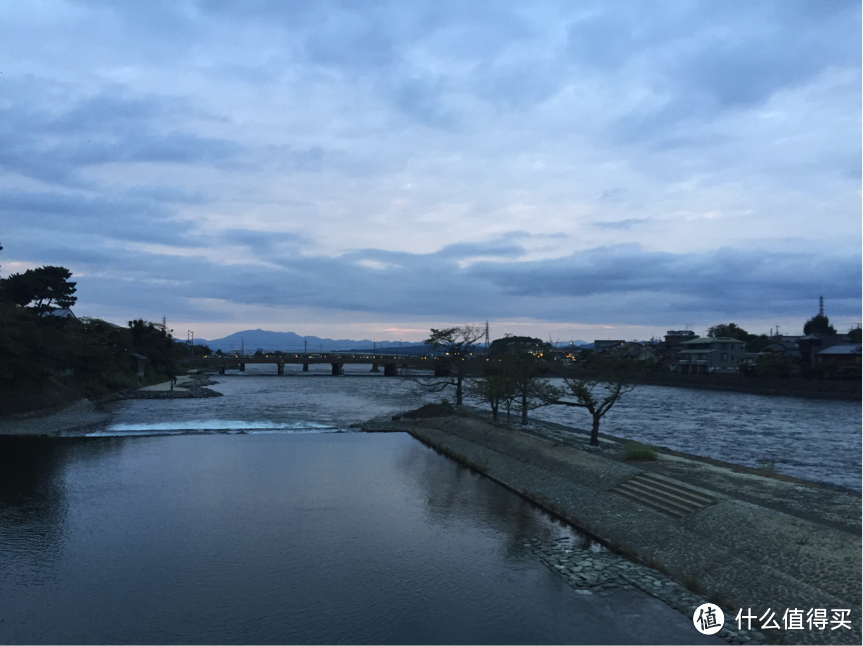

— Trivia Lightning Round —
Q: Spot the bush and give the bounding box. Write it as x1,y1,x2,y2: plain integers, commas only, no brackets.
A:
624,441,658,461
402,401,456,419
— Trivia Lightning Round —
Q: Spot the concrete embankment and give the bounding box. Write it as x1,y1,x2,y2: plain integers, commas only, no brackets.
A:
365,414,861,645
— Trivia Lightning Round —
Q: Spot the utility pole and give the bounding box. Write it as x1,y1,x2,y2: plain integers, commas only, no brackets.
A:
819,295,824,316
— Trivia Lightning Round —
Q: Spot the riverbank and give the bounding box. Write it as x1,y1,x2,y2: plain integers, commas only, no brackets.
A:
364,412,861,645
0,374,222,436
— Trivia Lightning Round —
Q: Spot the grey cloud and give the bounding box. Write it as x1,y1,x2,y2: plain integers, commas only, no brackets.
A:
469,245,861,307
591,218,647,231
216,229,311,252
0,84,241,183
388,75,458,129
1,189,197,246
565,1,861,145
60,238,861,327
471,61,566,111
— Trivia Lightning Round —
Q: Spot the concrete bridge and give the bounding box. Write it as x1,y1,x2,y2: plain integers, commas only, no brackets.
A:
189,353,455,377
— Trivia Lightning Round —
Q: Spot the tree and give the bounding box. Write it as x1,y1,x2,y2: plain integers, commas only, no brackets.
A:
552,365,635,446
803,313,836,335
497,343,560,425
488,334,551,356
707,323,750,341
470,363,516,421
423,325,484,405
848,327,862,343
1,266,77,316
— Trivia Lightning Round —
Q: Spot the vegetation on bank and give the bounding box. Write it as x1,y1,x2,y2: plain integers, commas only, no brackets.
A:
0,246,210,415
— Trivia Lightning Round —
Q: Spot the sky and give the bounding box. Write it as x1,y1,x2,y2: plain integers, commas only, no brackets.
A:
1,0,860,343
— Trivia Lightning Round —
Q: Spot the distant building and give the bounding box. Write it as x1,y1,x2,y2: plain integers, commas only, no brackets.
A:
677,337,745,374
608,342,657,363
798,334,852,367
816,344,862,366
49,308,77,319
664,330,698,348
762,340,801,361
129,352,147,377
593,340,625,352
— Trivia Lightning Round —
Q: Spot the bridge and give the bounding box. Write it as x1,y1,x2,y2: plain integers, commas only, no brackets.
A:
189,353,456,376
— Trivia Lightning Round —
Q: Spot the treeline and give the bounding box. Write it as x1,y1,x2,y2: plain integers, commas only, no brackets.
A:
0,246,209,415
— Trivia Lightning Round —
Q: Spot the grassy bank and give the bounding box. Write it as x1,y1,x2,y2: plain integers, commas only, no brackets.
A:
0,303,201,416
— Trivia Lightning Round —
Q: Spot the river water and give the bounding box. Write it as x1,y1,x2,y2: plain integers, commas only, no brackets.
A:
0,368,858,643
525,380,861,492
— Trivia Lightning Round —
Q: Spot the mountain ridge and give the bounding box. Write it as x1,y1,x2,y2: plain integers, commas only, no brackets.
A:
193,329,591,352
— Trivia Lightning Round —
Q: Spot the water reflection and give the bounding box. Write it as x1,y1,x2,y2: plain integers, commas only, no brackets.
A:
395,440,585,563
0,433,628,644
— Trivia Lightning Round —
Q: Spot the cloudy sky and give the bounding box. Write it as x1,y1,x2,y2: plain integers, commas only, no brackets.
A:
1,0,860,343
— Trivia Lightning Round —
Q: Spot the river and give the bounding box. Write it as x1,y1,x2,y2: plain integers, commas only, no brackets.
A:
1,368,858,643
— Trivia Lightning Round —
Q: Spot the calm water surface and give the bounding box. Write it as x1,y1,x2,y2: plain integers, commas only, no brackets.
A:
0,372,722,644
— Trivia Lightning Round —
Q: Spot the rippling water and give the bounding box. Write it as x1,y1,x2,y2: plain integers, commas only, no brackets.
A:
521,380,861,492
108,367,860,490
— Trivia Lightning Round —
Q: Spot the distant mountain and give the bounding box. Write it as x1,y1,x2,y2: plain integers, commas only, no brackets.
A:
193,329,427,353
192,329,593,354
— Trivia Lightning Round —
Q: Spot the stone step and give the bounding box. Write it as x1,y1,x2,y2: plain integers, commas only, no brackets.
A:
624,477,711,512
613,473,717,518
614,482,692,518
636,473,716,507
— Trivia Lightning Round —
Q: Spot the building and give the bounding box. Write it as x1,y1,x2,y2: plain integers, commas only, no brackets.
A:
816,344,862,366
798,335,854,367
664,330,698,348
593,340,626,352
677,337,746,374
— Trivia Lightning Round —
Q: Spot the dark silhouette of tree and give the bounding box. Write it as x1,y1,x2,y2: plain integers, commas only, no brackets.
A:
1,266,77,316
423,325,484,405
551,363,635,446
488,334,551,355
803,313,837,335
848,327,862,343
470,363,515,421
707,323,750,340
500,343,559,425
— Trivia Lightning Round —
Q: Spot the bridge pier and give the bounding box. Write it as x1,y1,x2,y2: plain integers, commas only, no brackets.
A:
239,363,245,372
371,363,380,372
331,363,343,376
384,364,399,376
218,363,226,375
277,363,284,375
303,363,309,372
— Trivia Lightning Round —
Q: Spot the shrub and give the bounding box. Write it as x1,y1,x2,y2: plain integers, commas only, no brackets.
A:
624,441,658,461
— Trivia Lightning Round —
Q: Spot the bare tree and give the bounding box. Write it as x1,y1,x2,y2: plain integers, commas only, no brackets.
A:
553,371,635,446
499,345,560,425
470,364,514,421
422,325,484,405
